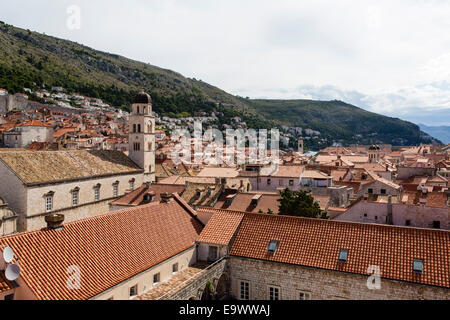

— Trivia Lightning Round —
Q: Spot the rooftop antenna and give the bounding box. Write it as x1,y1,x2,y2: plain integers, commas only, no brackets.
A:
2,246,21,281
3,246,14,263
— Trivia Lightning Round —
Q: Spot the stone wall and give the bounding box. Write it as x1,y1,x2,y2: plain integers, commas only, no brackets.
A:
228,256,450,300
169,257,228,300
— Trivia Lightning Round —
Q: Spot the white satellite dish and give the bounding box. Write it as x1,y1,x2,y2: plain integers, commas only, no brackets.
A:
5,263,20,281
3,246,14,263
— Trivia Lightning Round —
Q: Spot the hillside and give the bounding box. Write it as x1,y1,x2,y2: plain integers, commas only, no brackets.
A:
0,21,440,149
247,99,440,149
419,124,450,144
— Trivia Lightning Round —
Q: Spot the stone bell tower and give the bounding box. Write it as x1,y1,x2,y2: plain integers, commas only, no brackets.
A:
128,91,155,182
298,138,304,154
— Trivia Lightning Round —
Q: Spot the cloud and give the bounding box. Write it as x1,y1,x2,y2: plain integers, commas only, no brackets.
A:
1,0,450,125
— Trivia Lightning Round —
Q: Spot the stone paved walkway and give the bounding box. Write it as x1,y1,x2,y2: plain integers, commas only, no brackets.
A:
137,262,210,300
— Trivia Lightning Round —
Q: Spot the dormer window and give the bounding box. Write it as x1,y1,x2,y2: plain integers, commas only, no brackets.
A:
413,259,424,274
267,240,279,253
338,249,348,262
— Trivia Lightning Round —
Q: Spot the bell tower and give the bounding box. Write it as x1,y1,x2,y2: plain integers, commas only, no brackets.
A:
128,91,155,182
298,138,304,154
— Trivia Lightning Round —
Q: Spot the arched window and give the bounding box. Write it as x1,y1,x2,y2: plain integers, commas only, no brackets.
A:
137,106,140,114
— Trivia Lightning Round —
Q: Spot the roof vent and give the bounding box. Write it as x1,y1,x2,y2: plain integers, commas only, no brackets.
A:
413,259,424,274
45,213,65,230
160,192,173,203
338,249,348,263
267,240,279,253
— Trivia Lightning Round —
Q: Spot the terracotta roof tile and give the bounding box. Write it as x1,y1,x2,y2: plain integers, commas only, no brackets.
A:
196,208,245,245
0,150,142,185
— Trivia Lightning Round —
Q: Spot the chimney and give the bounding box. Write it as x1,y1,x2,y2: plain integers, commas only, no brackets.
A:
45,213,65,229
386,195,393,225
160,192,173,203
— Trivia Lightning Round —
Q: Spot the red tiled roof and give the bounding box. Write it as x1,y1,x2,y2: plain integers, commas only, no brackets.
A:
19,120,53,128
0,195,203,300
0,273,14,294
196,208,245,245
110,183,185,206
230,213,450,288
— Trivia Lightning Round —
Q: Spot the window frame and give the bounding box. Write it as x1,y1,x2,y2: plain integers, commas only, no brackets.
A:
45,195,53,212
72,190,79,206
239,280,250,300
153,272,161,284
129,284,138,297
268,286,280,300
298,291,311,300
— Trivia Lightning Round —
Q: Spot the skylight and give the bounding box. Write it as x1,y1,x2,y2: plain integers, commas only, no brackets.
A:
267,240,279,253
413,259,424,274
338,249,348,262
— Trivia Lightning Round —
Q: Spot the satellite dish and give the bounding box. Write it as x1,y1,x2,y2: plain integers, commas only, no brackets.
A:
5,263,20,281
3,246,14,263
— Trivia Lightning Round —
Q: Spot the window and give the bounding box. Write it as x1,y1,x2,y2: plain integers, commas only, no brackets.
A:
413,259,424,274
208,246,218,262
267,240,279,253
113,182,119,197
432,221,440,229
363,213,367,217
137,124,141,133
172,263,179,273
129,179,135,190
405,220,411,226
299,292,311,300
45,196,53,212
279,180,283,186
129,285,137,297
72,191,79,206
240,281,249,300
267,178,271,185
380,189,386,195
4,293,14,300
338,249,348,262
289,180,294,186
269,287,279,300
137,106,140,114
133,124,136,133
153,273,160,284
368,188,373,194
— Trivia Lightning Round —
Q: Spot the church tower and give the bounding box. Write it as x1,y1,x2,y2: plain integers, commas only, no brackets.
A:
298,138,304,154
128,91,155,182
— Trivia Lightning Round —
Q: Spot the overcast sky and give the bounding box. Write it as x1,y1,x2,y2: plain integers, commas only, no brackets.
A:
1,0,449,125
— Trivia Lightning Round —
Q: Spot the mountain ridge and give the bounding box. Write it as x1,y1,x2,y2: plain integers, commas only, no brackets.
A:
0,21,441,149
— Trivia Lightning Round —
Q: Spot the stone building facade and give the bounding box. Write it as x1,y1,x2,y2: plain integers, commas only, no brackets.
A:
0,150,143,232
228,257,449,300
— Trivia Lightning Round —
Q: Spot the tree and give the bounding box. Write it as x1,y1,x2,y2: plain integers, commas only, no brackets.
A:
277,188,327,219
